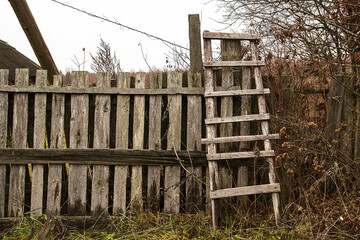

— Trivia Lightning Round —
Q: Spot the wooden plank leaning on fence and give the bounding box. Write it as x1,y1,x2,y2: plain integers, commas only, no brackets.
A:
147,73,162,211
0,69,8,218
9,69,28,217
164,72,182,214
186,72,203,212
68,71,89,215
91,72,111,216
113,72,130,215
31,70,47,217
47,74,65,216
131,73,146,210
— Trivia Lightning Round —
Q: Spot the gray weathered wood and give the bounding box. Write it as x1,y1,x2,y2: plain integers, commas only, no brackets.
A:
204,88,270,97
0,69,9,218
0,85,204,95
207,150,275,160
203,32,260,40
210,183,281,199
186,72,203,212
147,73,162,211
237,166,249,208
240,67,252,150
189,14,203,73
113,72,130,215
250,38,281,225
0,149,207,165
91,72,111,216
131,72,146,210
203,38,220,228
205,113,270,125
31,70,47,217
47,75,64,216
68,71,89,216
164,72,182,214
8,69,28,217
201,134,279,144
204,60,265,67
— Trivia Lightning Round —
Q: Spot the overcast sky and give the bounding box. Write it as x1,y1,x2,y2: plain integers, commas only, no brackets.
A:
0,0,234,73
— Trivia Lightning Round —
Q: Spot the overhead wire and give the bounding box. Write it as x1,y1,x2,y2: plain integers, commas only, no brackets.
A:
50,0,189,51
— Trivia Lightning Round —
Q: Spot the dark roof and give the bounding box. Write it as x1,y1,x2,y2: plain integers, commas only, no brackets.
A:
0,40,40,81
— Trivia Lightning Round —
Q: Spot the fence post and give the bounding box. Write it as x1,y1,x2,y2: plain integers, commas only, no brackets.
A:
189,14,203,74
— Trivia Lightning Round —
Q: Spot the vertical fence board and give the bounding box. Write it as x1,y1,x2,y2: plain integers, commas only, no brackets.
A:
238,67,251,208
47,75,64,216
164,72,182,214
31,70,47,217
8,69,28,217
186,72,203,212
113,72,130,215
91,73,110,216
0,69,9,217
68,71,89,215
131,73,145,210
147,73,162,211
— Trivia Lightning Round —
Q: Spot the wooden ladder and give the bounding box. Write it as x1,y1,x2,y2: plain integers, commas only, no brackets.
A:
202,31,281,228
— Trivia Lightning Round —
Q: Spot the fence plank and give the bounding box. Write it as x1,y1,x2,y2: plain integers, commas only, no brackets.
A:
131,73,146,210
0,69,9,218
147,73,162,211
186,72,203,212
113,72,130,215
8,69,28,217
31,70,47,217
91,73,110,216
68,72,89,215
47,75,64,216
164,72,182,214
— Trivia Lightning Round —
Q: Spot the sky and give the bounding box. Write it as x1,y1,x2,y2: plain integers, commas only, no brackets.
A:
0,0,233,73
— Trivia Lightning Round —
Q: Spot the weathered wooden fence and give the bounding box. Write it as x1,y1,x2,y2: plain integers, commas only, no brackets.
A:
0,68,211,218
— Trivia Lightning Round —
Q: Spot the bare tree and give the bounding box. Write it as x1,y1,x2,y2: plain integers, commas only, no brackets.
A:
90,38,121,77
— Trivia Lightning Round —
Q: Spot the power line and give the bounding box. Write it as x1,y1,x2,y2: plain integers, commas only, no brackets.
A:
50,0,189,51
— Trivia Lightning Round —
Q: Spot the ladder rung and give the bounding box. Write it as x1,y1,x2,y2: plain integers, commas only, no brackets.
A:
201,134,279,144
205,113,270,124
207,150,275,160
204,60,265,68
210,183,281,199
203,32,260,40
204,88,270,97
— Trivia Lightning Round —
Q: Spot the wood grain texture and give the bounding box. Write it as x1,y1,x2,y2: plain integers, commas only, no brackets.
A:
147,73,162,211
68,71,89,216
31,70,47,217
203,38,220,227
164,72,182,214
207,150,275,160
210,183,281,199
0,69,9,218
204,88,270,97
205,113,270,125
91,72,111,216
201,134,279,144
186,72,203,212
203,32,260,40
47,75,64,216
113,72,130,215
203,60,265,67
250,39,281,225
8,69,28,217
131,72,146,210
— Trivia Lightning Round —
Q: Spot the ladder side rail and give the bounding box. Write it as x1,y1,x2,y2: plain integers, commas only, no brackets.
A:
250,38,281,225
203,37,220,228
